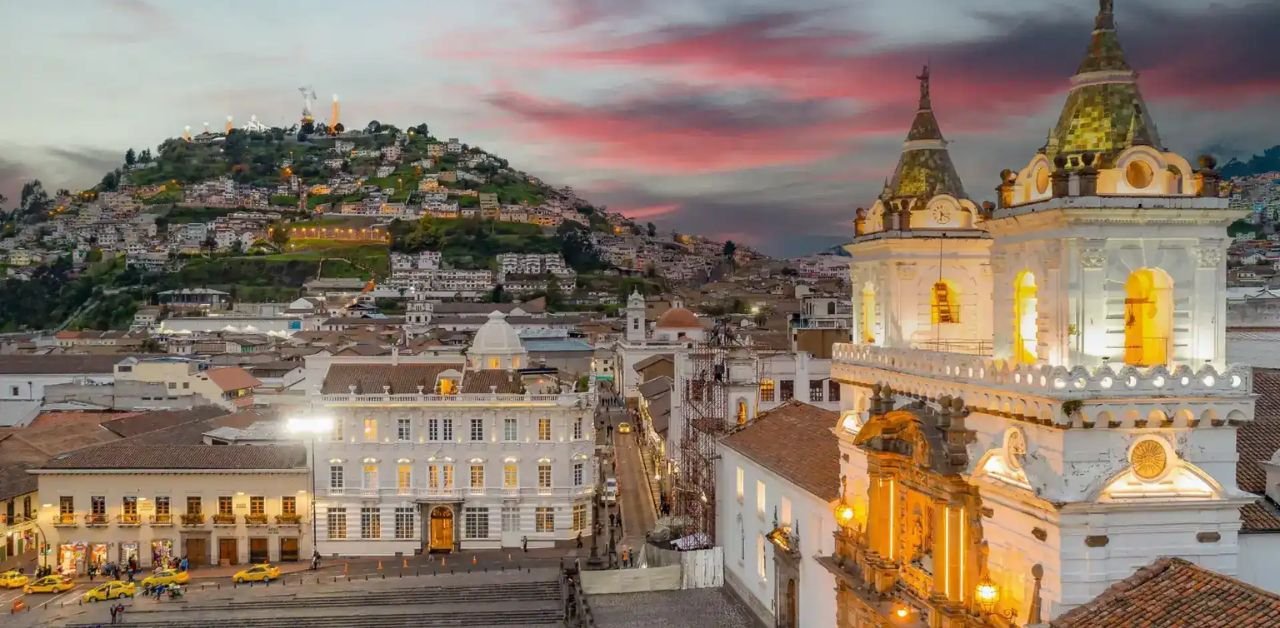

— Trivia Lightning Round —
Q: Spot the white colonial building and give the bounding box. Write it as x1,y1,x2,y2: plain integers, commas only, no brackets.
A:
827,3,1258,625
306,312,596,556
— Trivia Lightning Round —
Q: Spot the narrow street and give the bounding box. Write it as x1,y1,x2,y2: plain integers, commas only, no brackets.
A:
596,396,657,560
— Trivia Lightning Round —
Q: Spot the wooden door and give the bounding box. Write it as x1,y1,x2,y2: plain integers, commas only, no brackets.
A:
429,506,454,553
248,538,269,564
185,538,207,568
279,537,299,562
218,538,238,565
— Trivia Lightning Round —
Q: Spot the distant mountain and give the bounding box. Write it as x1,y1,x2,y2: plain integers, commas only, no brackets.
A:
1220,145,1280,179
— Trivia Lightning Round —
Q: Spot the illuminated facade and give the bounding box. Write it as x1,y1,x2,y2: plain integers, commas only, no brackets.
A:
304,312,596,556
827,2,1254,625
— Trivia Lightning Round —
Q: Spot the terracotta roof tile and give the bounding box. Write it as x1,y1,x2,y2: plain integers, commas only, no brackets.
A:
205,367,261,392
461,369,523,394
720,400,839,500
1238,368,1280,494
37,443,307,470
1240,498,1280,533
100,406,227,438
321,363,465,394
1051,557,1280,628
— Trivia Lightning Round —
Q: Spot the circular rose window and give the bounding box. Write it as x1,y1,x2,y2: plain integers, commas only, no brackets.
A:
1126,160,1154,189
1130,439,1167,480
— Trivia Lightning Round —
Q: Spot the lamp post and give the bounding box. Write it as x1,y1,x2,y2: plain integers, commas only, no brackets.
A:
288,415,334,562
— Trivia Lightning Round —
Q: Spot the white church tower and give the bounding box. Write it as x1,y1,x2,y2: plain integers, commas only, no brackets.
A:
849,65,993,354
625,289,646,343
828,2,1255,624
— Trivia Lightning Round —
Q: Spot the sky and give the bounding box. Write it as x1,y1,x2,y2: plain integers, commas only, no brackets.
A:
2,0,1280,256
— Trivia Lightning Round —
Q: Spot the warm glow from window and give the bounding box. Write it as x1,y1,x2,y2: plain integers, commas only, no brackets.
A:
860,283,876,344
504,463,518,488
1014,271,1038,365
931,280,960,324
397,465,411,490
760,379,775,402
437,378,457,395
488,357,500,369
363,418,377,441
736,400,748,425
1124,268,1173,367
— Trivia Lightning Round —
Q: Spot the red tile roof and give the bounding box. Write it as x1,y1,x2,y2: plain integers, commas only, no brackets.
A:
205,367,261,392
720,400,839,500
37,443,306,470
1240,498,1280,533
1238,368,1280,494
1051,557,1280,628
461,369,523,394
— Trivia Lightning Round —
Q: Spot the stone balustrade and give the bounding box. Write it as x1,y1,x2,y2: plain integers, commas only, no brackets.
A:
319,392,591,407
833,343,1254,429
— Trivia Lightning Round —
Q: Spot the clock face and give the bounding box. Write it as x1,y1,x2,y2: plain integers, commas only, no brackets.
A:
931,205,952,225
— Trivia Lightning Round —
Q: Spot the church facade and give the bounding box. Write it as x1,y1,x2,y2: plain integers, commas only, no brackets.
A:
826,2,1256,625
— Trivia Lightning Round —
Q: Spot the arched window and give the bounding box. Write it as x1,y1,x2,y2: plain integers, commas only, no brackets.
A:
1124,268,1173,366
736,400,748,425
1014,271,1038,364
827,301,836,316
931,280,960,324
860,283,876,344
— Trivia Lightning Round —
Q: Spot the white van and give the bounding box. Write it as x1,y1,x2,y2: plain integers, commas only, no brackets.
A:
604,477,619,503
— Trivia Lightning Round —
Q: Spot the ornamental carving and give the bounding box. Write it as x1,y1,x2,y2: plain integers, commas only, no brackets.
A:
1080,247,1106,269
897,263,918,280
1195,245,1224,269
1130,439,1167,480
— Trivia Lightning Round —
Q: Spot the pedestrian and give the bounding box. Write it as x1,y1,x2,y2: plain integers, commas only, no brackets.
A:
620,546,628,568
311,551,320,571
180,556,189,572
110,603,119,624
88,564,96,582
576,532,583,549
521,536,528,553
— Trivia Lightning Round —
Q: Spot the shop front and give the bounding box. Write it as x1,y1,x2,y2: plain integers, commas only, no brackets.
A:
151,539,174,568
58,542,86,574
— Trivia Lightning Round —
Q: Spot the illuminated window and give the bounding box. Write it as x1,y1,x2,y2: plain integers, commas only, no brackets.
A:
1126,160,1154,189
756,481,766,517
470,464,485,490
538,463,552,489
1035,165,1050,194
488,357,500,369
249,496,264,516
1124,268,1173,367
931,280,960,324
736,400,748,425
437,377,458,395
442,465,454,489
538,417,552,441
757,534,767,581
428,466,439,490
363,418,377,442
760,379,775,402
860,283,876,343
504,463,518,488
363,464,378,490
736,467,744,502
397,465,412,492
1014,271,1038,365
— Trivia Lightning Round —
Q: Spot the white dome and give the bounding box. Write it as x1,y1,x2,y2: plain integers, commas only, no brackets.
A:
470,311,525,356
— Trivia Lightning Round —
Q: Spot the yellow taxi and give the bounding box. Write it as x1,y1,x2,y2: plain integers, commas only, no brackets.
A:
24,575,74,594
0,570,29,589
232,563,281,583
82,580,136,602
617,422,633,434
140,569,190,589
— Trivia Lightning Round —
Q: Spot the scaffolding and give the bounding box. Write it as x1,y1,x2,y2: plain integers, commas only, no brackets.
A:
674,319,756,543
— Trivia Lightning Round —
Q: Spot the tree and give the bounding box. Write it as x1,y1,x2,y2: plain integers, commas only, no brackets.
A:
125,148,136,166
137,148,152,163
545,275,564,310
413,123,429,136
723,240,737,259
366,120,382,134
268,222,290,250
99,171,119,192
646,222,657,237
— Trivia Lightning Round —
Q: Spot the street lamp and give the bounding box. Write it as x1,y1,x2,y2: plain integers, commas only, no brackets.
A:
287,415,334,558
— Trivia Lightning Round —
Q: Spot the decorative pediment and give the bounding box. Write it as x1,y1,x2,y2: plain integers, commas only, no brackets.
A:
854,393,972,475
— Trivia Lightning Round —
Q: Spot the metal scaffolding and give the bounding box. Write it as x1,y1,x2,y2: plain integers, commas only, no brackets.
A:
674,319,755,543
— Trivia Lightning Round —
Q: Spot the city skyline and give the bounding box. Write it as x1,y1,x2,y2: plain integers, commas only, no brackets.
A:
3,0,1280,255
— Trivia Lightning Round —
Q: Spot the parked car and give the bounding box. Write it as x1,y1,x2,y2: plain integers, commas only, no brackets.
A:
604,477,619,503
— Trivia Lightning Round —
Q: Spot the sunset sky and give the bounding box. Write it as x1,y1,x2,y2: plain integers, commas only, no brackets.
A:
3,0,1279,255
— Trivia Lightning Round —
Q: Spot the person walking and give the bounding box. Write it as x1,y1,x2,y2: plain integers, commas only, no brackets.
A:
521,536,528,553
110,603,119,624
88,564,96,582
180,556,189,572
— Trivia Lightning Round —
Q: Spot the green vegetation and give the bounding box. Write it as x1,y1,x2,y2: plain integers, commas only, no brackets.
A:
72,292,138,330
1229,219,1258,238
270,194,299,207
389,217,561,269
0,256,135,332
162,206,243,224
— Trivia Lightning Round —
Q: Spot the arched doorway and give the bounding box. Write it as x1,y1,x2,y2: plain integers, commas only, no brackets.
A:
1124,268,1173,366
429,506,454,553
1014,271,1038,364
860,282,876,344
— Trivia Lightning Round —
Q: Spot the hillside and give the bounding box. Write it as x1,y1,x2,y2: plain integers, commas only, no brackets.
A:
1221,145,1280,180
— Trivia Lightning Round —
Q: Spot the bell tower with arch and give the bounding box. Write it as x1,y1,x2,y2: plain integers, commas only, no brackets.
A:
847,66,992,355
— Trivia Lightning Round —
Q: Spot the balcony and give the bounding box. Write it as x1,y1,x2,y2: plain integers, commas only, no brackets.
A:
117,514,142,527
212,514,237,526
53,513,78,527
276,513,302,526
181,513,205,526
244,514,269,526
85,514,109,527
150,514,173,526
